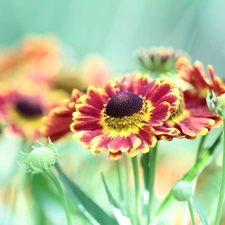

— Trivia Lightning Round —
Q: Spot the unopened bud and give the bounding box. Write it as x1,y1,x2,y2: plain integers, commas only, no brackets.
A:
19,139,59,174
172,180,192,201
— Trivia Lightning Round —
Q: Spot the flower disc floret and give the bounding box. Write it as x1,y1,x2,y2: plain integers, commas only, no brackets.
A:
101,92,151,138
105,92,143,118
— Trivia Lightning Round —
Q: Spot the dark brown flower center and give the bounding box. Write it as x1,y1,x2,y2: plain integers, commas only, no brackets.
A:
105,92,143,118
15,99,43,118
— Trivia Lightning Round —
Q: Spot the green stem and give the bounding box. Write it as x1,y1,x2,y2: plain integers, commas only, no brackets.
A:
116,161,124,202
152,132,222,221
131,156,141,225
196,135,207,161
188,199,196,225
147,144,158,224
45,167,72,225
124,155,132,221
214,116,225,225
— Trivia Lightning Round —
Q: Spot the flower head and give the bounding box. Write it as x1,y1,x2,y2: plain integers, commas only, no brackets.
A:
136,47,190,76
157,89,222,140
0,80,68,140
70,73,180,160
19,139,59,174
0,34,62,84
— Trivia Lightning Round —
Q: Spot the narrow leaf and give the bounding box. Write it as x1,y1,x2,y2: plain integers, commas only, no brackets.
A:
55,163,118,225
101,173,132,225
192,196,209,225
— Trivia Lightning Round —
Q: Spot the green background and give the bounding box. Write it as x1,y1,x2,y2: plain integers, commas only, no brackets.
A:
0,0,225,75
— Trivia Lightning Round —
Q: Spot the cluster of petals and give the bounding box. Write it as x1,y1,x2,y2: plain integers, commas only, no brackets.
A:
180,60,225,97
157,89,222,140
41,89,82,141
161,60,223,139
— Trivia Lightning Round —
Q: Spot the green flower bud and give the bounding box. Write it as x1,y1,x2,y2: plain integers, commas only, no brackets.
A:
172,180,192,201
19,139,59,174
206,90,225,117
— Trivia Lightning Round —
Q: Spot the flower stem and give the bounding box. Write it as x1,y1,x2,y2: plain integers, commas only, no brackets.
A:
45,167,72,225
196,135,207,161
124,155,132,221
214,116,225,225
131,156,141,225
147,144,158,224
116,161,124,202
187,199,196,225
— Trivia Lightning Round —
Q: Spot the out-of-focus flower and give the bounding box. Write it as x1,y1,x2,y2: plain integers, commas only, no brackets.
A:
19,34,62,83
70,73,180,160
136,47,191,76
180,61,225,97
0,80,68,140
157,88,222,140
51,67,86,94
19,34,61,62
41,89,82,142
0,34,62,84
0,50,21,77
50,54,112,94
80,54,112,87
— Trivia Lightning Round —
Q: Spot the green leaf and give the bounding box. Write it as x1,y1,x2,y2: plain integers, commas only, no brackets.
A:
192,196,209,225
152,132,222,221
30,173,67,225
55,163,118,225
101,173,132,225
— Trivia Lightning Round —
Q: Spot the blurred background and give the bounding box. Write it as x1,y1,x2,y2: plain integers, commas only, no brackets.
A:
0,0,225,75
1,0,225,224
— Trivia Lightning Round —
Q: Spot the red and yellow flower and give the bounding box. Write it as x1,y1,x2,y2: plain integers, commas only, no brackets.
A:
70,73,180,160
154,61,223,140
157,89,222,140
41,89,82,142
